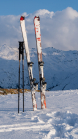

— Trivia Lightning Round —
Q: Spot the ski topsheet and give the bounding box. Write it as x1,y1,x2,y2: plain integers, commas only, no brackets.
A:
34,16,47,109
20,16,38,111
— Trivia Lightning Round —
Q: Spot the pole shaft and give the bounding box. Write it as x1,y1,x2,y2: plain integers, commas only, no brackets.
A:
22,45,24,112
18,41,24,113
18,57,20,113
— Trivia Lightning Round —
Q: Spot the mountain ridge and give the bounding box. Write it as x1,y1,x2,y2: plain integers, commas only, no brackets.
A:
0,44,78,90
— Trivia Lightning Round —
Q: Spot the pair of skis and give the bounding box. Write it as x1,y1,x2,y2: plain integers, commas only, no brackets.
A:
20,16,47,110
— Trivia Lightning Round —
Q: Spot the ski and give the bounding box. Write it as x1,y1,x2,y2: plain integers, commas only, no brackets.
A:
20,16,38,111
34,16,47,109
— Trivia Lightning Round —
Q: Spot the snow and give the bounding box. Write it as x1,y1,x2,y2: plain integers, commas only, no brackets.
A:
0,90,78,138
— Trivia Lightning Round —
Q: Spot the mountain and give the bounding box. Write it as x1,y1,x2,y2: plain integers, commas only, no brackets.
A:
0,44,78,90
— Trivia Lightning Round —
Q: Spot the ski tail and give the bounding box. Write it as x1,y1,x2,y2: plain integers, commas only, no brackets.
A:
20,16,38,111
34,16,47,109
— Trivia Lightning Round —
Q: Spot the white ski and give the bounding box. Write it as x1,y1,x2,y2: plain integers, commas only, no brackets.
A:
34,16,47,109
20,16,38,111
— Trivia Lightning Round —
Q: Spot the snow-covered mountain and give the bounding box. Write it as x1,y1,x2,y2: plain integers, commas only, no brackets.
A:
0,44,78,90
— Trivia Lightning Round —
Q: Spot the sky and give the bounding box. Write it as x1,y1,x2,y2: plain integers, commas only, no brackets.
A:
0,0,78,15
0,1,78,51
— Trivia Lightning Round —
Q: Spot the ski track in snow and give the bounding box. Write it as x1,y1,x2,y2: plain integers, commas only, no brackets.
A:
0,123,51,133
0,90,78,139
0,111,78,139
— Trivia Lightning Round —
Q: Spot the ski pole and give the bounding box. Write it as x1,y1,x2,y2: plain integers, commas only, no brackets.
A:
18,43,21,113
22,42,24,112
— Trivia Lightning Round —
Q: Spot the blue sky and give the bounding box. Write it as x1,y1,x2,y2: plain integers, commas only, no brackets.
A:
0,1,78,51
0,0,78,15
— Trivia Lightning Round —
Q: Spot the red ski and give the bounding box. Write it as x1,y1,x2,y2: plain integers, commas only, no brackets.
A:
34,16,47,109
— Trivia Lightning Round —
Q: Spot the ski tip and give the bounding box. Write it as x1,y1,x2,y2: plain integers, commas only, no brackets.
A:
20,16,25,21
34,16,40,21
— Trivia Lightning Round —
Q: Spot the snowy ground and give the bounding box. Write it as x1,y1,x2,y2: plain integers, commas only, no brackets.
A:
0,90,78,139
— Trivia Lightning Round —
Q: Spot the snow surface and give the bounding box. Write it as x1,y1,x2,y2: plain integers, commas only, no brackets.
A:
0,90,78,139
0,45,78,91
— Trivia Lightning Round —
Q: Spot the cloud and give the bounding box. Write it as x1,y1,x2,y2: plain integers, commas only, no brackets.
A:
0,7,78,51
